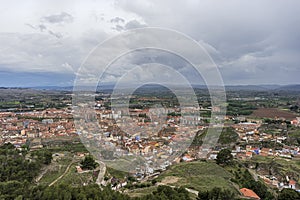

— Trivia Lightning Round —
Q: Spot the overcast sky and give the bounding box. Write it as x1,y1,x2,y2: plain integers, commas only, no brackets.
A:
0,0,299,86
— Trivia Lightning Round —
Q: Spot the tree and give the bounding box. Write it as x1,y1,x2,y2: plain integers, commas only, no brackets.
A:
197,190,209,200
278,188,300,200
197,187,235,200
80,155,98,170
150,185,191,200
41,150,53,164
216,149,233,165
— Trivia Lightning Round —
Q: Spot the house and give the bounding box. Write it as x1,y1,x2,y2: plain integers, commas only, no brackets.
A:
76,166,83,173
246,151,253,158
289,180,296,189
239,188,260,200
208,153,218,160
260,148,273,156
291,117,300,126
182,155,194,162
236,152,244,159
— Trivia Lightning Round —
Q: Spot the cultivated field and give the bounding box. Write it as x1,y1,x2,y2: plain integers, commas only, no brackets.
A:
250,108,298,120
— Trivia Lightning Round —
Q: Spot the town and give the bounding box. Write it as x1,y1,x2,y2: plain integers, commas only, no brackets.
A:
1,86,300,199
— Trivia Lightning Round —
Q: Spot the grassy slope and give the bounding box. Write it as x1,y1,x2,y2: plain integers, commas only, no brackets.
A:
127,161,239,199
38,155,73,186
155,161,237,192
56,163,94,186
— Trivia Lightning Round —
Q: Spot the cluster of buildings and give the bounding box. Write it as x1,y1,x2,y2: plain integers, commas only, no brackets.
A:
234,144,300,160
230,121,300,159
76,102,202,174
0,109,77,147
259,175,298,191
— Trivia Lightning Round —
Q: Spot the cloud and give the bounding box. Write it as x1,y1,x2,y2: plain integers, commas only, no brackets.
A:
111,19,147,32
48,30,63,39
0,31,101,74
38,24,47,32
42,12,74,24
25,23,47,32
124,19,147,30
25,22,63,39
112,24,124,32
25,12,75,39
115,0,300,85
110,17,125,24
1,0,300,86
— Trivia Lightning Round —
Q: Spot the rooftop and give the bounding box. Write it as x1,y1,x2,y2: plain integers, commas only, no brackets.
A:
239,188,260,200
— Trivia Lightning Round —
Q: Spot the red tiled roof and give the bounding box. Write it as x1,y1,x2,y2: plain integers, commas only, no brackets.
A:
246,152,252,156
240,188,260,199
289,179,296,185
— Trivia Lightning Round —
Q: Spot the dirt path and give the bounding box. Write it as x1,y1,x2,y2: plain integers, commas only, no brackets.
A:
48,160,75,187
248,169,259,181
185,188,199,196
157,176,180,185
158,176,199,196
35,165,50,183
95,160,106,186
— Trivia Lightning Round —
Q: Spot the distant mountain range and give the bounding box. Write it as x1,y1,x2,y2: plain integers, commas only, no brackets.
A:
23,84,300,92
275,84,300,91
228,84,300,91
